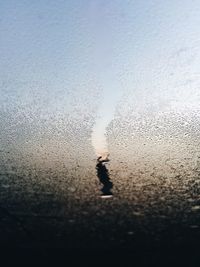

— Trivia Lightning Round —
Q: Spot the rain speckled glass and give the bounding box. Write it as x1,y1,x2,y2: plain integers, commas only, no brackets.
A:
1,1,200,265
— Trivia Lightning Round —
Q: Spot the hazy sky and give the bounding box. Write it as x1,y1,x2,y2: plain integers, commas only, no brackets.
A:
1,0,200,78
1,0,200,156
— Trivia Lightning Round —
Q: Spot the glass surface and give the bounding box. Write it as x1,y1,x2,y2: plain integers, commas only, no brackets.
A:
1,1,200,262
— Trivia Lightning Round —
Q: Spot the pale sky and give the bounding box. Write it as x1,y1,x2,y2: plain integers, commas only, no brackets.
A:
1,0,200,158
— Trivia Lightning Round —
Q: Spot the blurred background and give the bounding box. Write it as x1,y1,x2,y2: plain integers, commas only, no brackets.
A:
1,0,200,265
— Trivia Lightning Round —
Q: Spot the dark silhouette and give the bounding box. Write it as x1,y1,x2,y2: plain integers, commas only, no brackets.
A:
96,156,113,197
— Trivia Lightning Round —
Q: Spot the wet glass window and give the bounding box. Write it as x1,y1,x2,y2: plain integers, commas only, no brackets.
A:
1,1,200,265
